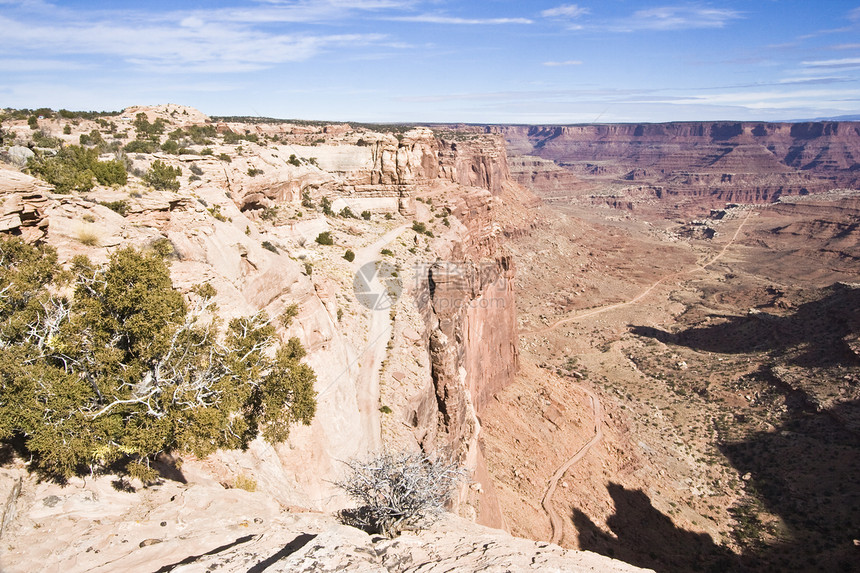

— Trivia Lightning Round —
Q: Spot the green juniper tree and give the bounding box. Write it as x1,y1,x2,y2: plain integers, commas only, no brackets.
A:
0,238,316,481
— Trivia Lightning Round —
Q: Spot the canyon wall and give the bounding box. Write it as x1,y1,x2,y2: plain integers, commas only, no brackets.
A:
491,122,860,206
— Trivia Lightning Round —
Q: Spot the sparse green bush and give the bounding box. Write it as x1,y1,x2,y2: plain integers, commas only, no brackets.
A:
0,239,316,480
27,145,127,193
280,303,299,327
340,207,356,219
143,160,181,191
123,140,157,153
247,167,263,177
343,249,355,262
32,131,63,149
189,164,204,176
320,197,334,216
412,221,427,234
301,191,314,209
288,154,301,167
260,206,279,221
361,211,371,220
315,231,334,245
218,153,232,163
261,240,278,253
380,249,393,256
99,200,129,216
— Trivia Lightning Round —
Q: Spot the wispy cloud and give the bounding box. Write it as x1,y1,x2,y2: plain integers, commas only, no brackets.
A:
541,4,589,19
801,57,860,69
0,7,395,74
387,14,533,25
543,60,583,67
614,6,743,32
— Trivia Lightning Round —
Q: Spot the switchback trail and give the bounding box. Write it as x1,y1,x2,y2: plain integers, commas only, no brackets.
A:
523,210,753,337
533,210,752,545
541,382,603,545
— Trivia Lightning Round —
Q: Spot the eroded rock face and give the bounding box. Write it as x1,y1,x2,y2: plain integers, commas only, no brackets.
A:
493,121,860,205
0,109,531,551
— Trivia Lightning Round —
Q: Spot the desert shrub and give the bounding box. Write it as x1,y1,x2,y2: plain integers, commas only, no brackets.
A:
32,131,63,149
261,240,278,253
63,125,72,135
91,159,128,187
218,153,232,163
315,232,333,246
189,164,204,176
27,145,126,193
361,211,371,220
143,160,181,191
320,197,334,216
343,249,355,262
339,207,355,219
247,167,263,177
301,191,314,209
207,205,228,222
288,154,301,167
336,451,464,537
123,140,157,153
280,303,299,327
28,115,38,129
79,130,105,148
99,200,129,216
411,221,427,234
133,113,165,137
160,139,180,154
0,239,317,480
233,474,257,492
77,228,100,246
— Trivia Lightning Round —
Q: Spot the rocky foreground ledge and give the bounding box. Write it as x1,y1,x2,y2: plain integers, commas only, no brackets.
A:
1,469,649,573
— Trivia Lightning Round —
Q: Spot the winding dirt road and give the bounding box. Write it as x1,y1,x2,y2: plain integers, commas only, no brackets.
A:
524,210,753,337
541,383,604,545
533,209,753,545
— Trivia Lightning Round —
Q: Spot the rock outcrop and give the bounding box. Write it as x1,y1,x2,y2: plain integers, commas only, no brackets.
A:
0,470,650,573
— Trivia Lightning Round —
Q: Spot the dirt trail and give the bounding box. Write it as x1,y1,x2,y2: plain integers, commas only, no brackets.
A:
533,210,753,545
524,210,753,336
541,383,603,545
353,224,408,451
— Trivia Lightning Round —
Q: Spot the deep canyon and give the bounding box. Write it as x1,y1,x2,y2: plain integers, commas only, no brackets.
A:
1,109,858,572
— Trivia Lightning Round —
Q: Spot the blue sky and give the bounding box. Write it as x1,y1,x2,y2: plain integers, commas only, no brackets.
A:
2,0,860,123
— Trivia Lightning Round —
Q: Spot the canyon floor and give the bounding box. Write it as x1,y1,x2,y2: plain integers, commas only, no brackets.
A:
482,185,860,571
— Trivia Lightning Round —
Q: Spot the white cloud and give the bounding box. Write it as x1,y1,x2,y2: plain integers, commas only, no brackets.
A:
801,57,860,68
388,14,533,25
0,11,392,73
617,6,743,31
849,7,860,21
543,60,583,66
541,4,589,19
